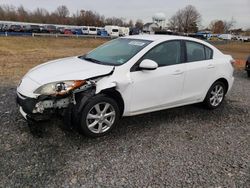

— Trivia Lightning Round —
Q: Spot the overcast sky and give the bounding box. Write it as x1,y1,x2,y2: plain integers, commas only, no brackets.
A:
1,0,249,29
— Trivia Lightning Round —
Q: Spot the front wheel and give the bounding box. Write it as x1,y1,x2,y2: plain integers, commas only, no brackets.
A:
247,71,250,77
203,81,226,109
79,95,120,137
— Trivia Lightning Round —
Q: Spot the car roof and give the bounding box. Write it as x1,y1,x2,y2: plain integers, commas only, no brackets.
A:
124,34,204,42
123,34,216,50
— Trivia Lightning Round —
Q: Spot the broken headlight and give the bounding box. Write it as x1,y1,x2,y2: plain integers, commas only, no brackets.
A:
34,80,86,96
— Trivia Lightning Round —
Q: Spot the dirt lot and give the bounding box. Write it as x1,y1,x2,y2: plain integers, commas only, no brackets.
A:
0,37,250,187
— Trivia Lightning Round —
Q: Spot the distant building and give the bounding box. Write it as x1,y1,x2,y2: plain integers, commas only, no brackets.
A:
143,23,159,34
152,13,166,29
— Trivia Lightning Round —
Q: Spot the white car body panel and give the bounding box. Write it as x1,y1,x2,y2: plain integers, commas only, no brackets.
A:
17,35,234,117
129,63,186,114
17,57,114,98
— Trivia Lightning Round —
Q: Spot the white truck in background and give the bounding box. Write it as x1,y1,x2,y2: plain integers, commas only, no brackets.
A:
81,26,97,35
104,25,119,37
218,34,232,40
119,27,130,36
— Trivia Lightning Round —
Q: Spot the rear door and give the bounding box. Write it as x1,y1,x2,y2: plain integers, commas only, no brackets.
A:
182,40,214,102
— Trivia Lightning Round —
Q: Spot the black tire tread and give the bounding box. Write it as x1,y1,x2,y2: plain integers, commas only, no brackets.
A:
78,94,120,137
203,81,226,110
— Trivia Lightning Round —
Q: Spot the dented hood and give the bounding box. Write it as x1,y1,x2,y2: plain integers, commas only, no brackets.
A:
26,56,114,85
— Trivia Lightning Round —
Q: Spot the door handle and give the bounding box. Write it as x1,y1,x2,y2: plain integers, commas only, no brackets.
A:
173,69,184,75
207,64,215,69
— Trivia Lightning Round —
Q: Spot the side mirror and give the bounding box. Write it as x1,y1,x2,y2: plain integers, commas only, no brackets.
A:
139,59,158,71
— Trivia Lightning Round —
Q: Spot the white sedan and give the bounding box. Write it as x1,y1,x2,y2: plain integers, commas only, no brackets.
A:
17,35,234,137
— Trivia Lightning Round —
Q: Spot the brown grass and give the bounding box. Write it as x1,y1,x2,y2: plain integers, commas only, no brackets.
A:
215,42,250,69
0,37,107,84
0,37,249,85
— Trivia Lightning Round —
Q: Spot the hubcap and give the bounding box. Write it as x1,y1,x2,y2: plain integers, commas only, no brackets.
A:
86,102,116,134
209,85,224,107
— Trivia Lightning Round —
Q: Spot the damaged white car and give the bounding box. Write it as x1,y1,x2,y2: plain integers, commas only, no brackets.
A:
17,35,234,137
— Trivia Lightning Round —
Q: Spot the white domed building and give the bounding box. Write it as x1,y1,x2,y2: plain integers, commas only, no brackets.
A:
152,13,166,28
143,12,167,34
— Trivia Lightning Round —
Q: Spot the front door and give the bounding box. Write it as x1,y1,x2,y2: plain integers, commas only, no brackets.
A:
129,40,186,114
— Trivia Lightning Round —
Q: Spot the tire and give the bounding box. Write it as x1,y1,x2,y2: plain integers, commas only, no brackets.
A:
78,94,120,137
247,71,250,78
203,81,226,110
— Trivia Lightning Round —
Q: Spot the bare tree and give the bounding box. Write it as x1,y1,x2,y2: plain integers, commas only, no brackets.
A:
0,5,17,21
209,18,236,33
135,19,144,30
31,8,49,23
224,18,236,33
55,5,69,18
128,19,134,27
17,5,29,21
209,20,225,33
0,4,141,27
168,5,201,33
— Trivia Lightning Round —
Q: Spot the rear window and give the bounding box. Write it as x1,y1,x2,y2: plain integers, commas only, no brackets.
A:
90,28,96,31
205,46,213,59
112,29,119,32
186,41,206,62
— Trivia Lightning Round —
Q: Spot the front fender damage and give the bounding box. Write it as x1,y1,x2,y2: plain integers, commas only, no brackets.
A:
24,68,118,127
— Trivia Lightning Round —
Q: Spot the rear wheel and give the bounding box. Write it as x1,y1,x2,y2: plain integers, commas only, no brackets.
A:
79,95,120,137
247,71,250,77
204,81,226,109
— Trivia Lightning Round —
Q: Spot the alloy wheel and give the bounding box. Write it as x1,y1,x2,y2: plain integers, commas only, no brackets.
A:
209,84,224,107
86,102,116,134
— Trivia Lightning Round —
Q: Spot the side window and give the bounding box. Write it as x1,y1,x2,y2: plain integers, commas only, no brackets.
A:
186,41,206,62
205,46,213,60
142,41,181,67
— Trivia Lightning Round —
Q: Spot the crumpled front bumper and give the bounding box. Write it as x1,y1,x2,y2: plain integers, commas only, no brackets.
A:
16,92,54,121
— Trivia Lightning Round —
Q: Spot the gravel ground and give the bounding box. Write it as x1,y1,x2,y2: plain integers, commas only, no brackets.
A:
0,71,249,187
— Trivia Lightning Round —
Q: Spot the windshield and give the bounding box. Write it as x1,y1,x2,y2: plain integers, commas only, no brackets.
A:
81,38,151,66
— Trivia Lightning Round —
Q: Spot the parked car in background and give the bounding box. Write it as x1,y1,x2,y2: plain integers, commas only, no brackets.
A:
39,26,48,33
8,25,23,32
57,27,65,34
0,24,4,31
17,35,234,137
82,27,89,35
97,29,109,37
44,25,57,33
88,27,97,35
129,27,140,35
24,25,41,33
119,27,130,36
246,56,250,77
72,28,83,35
64,29,73,35
105,25,119,37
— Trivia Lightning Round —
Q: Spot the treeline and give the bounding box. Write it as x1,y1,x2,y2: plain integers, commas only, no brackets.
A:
0,4,246,34
0,4,144,28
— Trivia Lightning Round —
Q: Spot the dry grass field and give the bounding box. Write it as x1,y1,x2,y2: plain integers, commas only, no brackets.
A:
0,37,249,84
0,37,108,84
